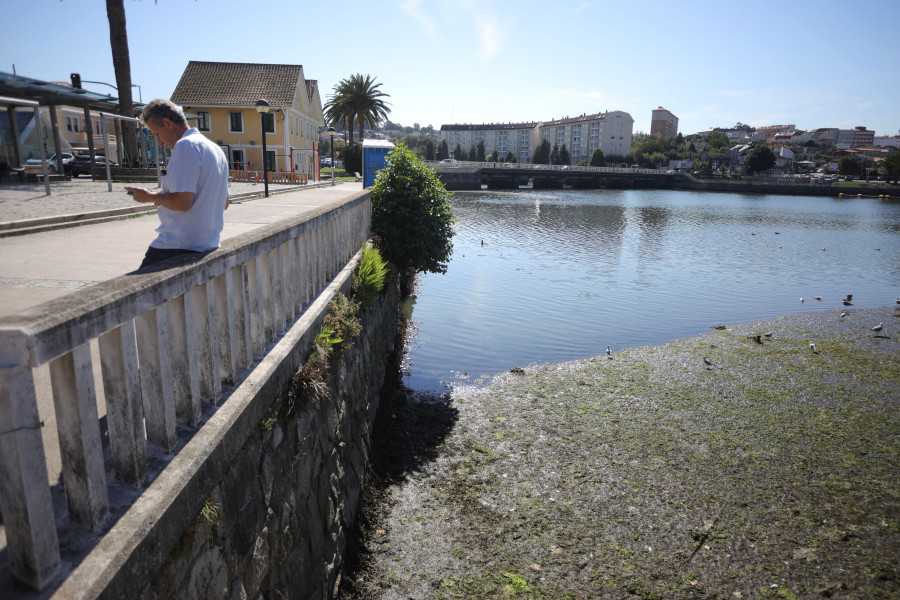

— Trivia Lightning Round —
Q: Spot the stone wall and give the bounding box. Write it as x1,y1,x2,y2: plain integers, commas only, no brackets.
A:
136,278,401,600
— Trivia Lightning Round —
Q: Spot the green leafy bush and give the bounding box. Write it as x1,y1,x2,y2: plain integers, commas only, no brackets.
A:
342,142,362,174
371,143,455,275
354,246,388,310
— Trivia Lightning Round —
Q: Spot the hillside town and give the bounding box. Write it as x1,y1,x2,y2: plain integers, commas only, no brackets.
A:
376,106,900,181
2,65,899,185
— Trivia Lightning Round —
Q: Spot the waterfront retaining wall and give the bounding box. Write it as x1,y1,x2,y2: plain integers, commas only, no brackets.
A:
0,191,373,595
137,278,401,600
49,266,401,600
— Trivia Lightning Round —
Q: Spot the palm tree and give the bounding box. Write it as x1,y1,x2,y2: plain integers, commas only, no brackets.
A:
106,0,137,165
324,74,390,144
324,92,355,145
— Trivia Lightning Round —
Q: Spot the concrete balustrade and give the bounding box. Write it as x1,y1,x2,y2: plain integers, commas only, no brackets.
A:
0,190,371,591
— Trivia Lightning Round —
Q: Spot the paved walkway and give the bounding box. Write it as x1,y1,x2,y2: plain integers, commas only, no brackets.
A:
0,178,363,318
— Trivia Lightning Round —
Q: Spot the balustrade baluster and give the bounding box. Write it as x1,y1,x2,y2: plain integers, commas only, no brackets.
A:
260,251,275,341
191,281,221,404
285,238,297,321
167,293,202,425
213,272,238,384
0,364,61,591
48,344,108,529
301,230,312,307
316,224,325,289
296,231,306,309
247,255,266,355
271,246,285,332
99,321,148,486
135,306,177,453
235,265,253,369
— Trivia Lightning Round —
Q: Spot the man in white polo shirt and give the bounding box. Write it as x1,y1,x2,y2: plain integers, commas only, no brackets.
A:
126,98,229,268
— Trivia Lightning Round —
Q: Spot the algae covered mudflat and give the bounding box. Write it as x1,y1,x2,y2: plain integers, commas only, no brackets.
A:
340,306,900,600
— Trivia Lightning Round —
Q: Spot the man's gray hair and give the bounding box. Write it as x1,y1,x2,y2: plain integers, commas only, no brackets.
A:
142,99,188,128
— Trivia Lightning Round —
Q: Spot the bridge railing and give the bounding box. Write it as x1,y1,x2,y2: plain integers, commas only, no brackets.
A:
0,190,372,591
425,160,663,175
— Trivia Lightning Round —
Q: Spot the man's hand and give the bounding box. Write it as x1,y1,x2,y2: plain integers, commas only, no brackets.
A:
124,187,193,211
124,186,157,204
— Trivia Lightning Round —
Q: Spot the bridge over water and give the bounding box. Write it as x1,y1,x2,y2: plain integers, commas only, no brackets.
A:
429,161,683,191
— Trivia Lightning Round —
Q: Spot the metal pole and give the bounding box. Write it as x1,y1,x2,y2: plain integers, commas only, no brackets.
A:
139,124,147,169
33,106,51,195
260,112,269,198
100,113,112,192
330,133,335,186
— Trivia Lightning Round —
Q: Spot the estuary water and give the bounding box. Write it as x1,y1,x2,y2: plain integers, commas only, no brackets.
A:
402,188,900,390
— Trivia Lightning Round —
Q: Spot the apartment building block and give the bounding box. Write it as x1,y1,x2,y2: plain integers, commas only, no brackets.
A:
539,111,634,163
439,122,539,163
650,107,678,137
440,110,634,165
836,126,875,149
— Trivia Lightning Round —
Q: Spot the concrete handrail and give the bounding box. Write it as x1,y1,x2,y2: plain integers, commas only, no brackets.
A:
0,190,372,591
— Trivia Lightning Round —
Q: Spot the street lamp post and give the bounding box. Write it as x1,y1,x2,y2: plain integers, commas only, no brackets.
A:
328,126,336,186
256,99,270,198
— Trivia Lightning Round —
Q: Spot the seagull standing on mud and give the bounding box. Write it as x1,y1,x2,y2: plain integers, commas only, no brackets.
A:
809,342,817,353
840,311,850,319
702,357,715,369
872,323,884,336
606,345,612,359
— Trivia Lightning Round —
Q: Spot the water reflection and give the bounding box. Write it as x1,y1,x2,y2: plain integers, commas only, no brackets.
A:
404,189,900,390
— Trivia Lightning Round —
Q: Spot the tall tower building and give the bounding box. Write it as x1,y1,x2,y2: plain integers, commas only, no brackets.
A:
651,107,678,137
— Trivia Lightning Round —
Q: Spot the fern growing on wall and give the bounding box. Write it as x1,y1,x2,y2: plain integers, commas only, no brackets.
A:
354,246,388,310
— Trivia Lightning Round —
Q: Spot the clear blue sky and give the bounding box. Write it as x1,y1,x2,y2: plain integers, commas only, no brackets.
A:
3,0,899,136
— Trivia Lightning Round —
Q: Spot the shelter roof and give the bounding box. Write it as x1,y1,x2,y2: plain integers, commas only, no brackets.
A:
0,71,138,112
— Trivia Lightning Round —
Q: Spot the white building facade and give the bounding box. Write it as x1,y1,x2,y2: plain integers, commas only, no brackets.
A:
440,110,634,164
538,111,634,164
439,122,538,162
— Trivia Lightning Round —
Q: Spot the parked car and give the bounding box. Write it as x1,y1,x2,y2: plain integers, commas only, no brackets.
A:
24,152,75,174
320,157,332,168
69,155,117,177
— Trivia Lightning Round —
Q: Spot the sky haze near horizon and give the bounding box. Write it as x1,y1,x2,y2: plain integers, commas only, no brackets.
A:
3,0,898,137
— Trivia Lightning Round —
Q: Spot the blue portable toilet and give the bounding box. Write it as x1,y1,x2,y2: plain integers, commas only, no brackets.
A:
362,139,395,188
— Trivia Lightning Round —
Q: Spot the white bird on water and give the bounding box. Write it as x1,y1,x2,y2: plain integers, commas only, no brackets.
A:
702,357,715,369
840,311,849,318
809,342,817,353
800,297,804,303
606,345,612,359
872,323,884,336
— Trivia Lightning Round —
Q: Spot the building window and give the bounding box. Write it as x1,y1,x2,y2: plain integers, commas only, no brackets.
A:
197,111,210,131
231,149,245,170
262,113,275,134
229,111,243,133
265,149,276,171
